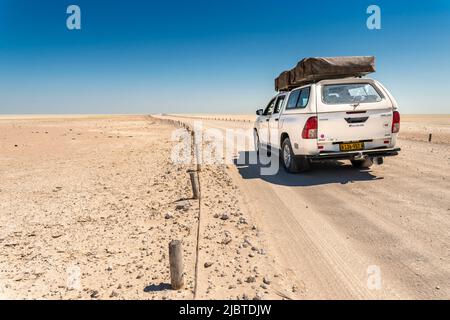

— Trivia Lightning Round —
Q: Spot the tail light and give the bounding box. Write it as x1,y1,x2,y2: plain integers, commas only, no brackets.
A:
392,111,400,133
302,116,318,139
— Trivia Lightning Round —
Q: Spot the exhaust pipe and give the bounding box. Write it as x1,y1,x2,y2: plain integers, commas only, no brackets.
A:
354,152,366,161
373,157,384,165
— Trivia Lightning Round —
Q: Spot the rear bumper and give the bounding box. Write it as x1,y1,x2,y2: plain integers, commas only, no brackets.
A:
306,147,401,161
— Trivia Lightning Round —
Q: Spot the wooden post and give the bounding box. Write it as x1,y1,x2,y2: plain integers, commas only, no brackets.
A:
188,170,199,199
428,133,432,142
191,131,202,172
169,240,184,290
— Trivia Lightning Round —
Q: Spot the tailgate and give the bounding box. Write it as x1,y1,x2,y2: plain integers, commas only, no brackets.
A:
317,109,393,143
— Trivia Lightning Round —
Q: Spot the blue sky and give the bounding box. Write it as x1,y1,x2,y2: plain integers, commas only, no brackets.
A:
0,0,449,114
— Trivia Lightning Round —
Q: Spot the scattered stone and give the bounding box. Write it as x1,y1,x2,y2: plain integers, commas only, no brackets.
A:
213,213,219,218
245,276,256,283
90,290,99,298
204,262,213,268
221,237,232,245
238,217,247,224
175,200,190,211
165,212,173,219
220,213,230,221
263,276,271,285
248,252,255,258
109,291,119,298
253,291,263,300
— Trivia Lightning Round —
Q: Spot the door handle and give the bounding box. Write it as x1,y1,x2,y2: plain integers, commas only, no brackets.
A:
345,117,369,124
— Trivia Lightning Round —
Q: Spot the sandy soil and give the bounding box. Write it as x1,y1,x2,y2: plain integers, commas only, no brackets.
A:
399,115,450,144
160,114,450,299
0,115,292,300
1,114,448,300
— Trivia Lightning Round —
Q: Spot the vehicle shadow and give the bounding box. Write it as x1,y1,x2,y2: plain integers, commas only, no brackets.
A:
233,151,383,187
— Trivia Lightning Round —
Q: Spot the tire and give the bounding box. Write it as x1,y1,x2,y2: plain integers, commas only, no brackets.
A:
281,138,310,173
266,144,272,157
351,158,373,169
254,131,271,159
253,130,260,155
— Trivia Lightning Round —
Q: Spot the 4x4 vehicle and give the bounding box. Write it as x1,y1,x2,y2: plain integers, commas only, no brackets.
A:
254,77,401,173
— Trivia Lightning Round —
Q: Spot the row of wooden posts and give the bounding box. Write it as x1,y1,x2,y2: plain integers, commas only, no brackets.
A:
153,116,201,292
165,114,252,123
169,169,200,291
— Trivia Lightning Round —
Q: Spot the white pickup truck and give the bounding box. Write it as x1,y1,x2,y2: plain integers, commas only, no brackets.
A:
254,77,401,173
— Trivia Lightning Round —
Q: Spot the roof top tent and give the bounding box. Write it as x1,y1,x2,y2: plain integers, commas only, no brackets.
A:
274,56,376,92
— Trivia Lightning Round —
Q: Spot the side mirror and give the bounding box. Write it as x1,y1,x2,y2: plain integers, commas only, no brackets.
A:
256,109,263,116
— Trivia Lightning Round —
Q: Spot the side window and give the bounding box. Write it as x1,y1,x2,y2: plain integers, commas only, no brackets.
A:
263,98,275,115
286,90,300,110
286,87,311,110
273,95,286,114
297,87,310,108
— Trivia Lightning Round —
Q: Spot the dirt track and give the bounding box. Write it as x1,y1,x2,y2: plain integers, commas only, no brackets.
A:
163,115,450,299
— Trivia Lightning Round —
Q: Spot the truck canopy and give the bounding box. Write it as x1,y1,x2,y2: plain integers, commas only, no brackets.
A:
275,56,376,91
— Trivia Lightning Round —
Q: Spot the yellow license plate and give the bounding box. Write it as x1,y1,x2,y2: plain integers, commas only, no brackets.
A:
339,142,364,151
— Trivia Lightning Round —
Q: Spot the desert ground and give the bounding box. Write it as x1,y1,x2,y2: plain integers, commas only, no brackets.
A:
0,114,449,299
0,115,293,299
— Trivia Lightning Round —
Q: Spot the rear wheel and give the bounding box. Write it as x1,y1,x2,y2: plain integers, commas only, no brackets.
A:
351,158,373,169
281,138,310,173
